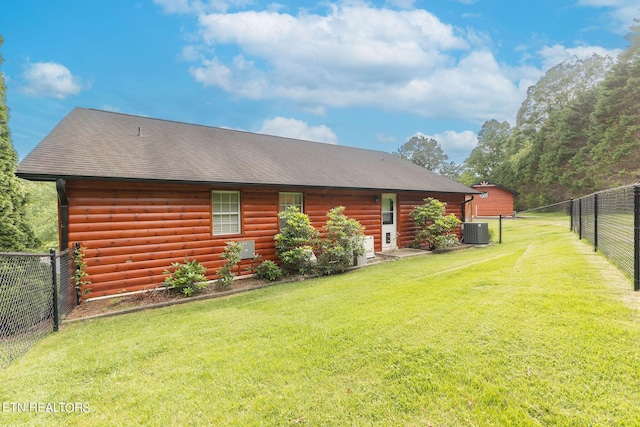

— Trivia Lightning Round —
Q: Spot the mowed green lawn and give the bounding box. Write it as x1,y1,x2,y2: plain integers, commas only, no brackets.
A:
1,225,640,426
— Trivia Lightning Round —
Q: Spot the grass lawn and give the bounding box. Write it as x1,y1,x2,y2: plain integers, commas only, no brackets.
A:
1,227,640,426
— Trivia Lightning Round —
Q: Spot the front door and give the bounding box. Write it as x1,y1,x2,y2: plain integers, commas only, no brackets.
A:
381,193,397,250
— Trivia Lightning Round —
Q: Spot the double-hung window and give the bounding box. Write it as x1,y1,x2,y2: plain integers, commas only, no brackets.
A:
212,191,240,235
279,192,303,212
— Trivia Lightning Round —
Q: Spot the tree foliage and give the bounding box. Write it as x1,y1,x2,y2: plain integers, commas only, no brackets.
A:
463,23,640,208
394,135,462,179
0,35,39,252
461,120,511,185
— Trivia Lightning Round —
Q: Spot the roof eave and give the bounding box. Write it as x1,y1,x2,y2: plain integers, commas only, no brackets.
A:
16,172,478,195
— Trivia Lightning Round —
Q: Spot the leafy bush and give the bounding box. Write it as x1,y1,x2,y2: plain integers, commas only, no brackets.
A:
215,241,242,290
275,206,319,275
74,245,92,301
316,206,366,275
410,198,461,250
255,260,283,282
163,258,208,297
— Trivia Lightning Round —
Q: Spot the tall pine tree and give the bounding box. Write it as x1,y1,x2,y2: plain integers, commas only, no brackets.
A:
0,35,39,251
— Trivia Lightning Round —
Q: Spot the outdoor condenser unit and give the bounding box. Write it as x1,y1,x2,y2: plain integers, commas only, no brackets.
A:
462,222,490,244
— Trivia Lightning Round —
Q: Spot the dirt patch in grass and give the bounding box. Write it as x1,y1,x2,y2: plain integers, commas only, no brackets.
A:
64,276,275,321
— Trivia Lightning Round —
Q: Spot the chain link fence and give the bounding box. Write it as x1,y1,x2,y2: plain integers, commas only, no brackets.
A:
0,247,76,370
571,185,636,284
488,200,573,245
498,184,640,291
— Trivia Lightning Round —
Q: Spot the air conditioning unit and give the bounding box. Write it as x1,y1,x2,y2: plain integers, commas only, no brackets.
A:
462,222,489,244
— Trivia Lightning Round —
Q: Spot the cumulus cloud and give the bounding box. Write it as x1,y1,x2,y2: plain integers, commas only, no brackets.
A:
183,3,535,122
258,117,338,144
153,0,252,14
415,130,478,162
538,44,623,70
577,0,640,33
375,132,397,144
21,62,88,99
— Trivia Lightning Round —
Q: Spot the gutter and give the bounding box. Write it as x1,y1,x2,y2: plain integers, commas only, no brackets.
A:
56,179,69,250
462,195,474,221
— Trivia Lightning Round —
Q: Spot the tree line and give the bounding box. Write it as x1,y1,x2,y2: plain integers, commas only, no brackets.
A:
396,20,640,210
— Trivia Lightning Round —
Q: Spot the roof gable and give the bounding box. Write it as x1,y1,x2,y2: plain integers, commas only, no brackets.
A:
18,107,476,194
472,181,519,195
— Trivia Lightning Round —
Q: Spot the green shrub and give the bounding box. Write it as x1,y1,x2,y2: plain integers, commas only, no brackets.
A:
316,206,366,275
410,198,461,250
163,258,208,297
215,241,242,290
275,207,319,275
255,260,283,282
74,245,92,301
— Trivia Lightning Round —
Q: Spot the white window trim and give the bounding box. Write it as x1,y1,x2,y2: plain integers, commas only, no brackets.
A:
212,190,241,236
279,192,304,212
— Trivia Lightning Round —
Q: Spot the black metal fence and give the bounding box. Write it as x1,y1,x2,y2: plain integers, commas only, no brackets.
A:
0,247,76,369
499,183,640,291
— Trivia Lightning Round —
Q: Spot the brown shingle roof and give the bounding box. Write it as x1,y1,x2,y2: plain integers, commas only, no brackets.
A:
17,107,476,194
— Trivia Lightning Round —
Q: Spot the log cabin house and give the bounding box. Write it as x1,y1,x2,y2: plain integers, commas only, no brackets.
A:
18,108,478,299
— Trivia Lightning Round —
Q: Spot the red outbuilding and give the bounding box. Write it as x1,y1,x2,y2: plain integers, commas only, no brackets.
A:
469,181,519,217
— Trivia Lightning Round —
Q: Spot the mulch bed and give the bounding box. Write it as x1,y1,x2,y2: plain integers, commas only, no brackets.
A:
64,276,280,322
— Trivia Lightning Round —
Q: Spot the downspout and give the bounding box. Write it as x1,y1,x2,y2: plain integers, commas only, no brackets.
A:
56,179,69,250
462,196,474,222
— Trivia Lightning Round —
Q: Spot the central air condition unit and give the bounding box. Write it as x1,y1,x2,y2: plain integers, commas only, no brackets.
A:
462,222,490,244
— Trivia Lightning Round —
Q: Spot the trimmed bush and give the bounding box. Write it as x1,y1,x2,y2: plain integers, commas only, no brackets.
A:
215,241,242,290
255,260,283,282
316,206,365,275
275,207,319,275
163,258,208,297
410,198,461,250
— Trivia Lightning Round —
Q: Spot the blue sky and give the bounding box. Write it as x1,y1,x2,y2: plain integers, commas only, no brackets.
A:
2,0,639,163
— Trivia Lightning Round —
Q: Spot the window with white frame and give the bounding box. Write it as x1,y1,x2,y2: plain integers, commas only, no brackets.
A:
212,191,241,235
480,192,489,199
279,192,303,212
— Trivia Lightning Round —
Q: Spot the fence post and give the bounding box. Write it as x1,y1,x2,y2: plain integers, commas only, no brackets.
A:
578,198,583,240
50,249,59,332
499,214,502,244
593,194,598,252
569,198,574,232
634,187,640,291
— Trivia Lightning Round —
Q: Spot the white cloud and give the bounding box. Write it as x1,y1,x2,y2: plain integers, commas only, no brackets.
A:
375,132,397,144
385,0,417,9
153,0,252,14
577,0,640,33
21,62,88,99
259,117,338,144
538,44,623,70
415,130,478,161
184,4,535,122
168,2,628,125
100,104,122,113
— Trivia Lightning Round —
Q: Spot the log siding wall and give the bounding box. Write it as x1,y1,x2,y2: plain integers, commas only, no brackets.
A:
65,180,465,298
471,186,515,217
